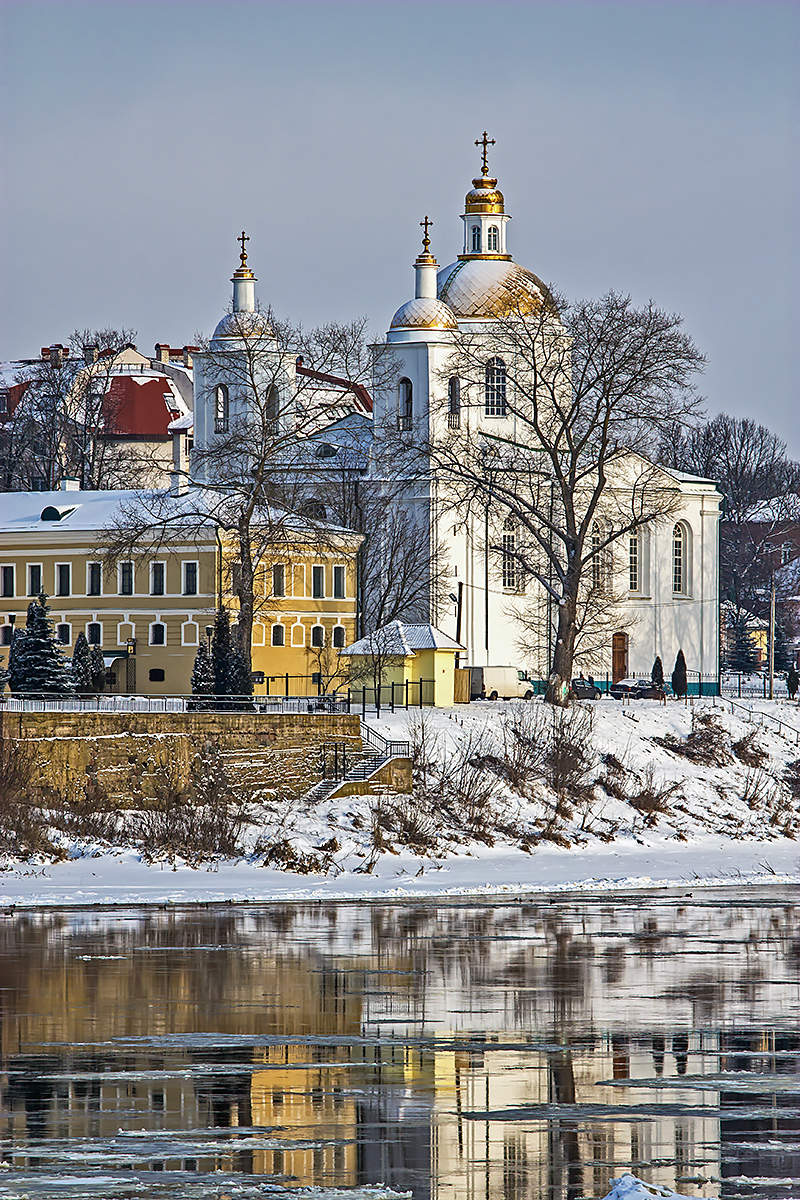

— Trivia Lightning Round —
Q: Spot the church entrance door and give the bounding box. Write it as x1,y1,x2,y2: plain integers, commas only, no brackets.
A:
612,632,628,683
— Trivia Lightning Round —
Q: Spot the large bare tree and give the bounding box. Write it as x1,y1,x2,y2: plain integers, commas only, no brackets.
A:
426,288,705,704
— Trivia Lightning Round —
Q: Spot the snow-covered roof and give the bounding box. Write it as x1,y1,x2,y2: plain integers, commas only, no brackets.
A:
0,486,360,541
344,620,466,657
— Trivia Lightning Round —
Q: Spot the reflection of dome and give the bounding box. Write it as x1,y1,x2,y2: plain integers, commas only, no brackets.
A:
390,296,458,331
464,175,504,215
212,309,274,341
438,259,549,319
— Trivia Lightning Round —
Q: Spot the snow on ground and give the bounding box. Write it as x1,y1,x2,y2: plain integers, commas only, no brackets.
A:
601,1176,695,1200
2,697,799,908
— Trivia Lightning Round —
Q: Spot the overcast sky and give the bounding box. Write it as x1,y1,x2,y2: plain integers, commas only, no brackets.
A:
1,0,797,451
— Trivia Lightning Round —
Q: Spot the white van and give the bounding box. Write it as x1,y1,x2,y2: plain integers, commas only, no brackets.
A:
470,666,535,701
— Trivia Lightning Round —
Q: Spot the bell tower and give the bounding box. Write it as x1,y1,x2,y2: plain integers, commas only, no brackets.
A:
459,131,512,260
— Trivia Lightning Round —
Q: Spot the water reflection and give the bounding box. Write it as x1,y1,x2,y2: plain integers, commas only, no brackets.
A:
0,890,798,1198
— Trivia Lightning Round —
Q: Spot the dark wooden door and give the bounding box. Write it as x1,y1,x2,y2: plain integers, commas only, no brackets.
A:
612,632,628,683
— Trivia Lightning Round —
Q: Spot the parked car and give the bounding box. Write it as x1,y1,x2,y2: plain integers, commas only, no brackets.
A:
470,666,535,701
571,677,602,700
609,676,665,700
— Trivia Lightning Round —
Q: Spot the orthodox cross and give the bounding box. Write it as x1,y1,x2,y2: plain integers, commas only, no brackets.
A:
420,215,433,253
475,130,496,175
237,229,250,268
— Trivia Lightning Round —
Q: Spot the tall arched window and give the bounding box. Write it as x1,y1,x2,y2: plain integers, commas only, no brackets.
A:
448,377,461,429
214,384,229,433
672,523,688,595
265,383,278,430
87,622,102,646
591,523,603,591
485,358,507,416
471,225,482,252
629,533,640,592
502,518,517,590
149,622,165,646
487,225,499,252
398,378,413,430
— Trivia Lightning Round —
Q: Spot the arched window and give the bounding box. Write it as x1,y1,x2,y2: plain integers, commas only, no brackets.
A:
447,377,460,429
398,378,413,430
487,225,499,252
311,624,325,648
87,622,102,646
471,225,482,252
485,357,507,417
214,385,229,433
300,499,327,522
672,523,690,595
57,623,71,644
629,533,640,592
590,524,603,591
265,383,278,430
332,625,346,649
271,623,285,647
502,518,517,591
149,622,165,646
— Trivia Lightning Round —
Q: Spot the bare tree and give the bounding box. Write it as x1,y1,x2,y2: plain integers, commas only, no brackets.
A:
425,288,704,704
104,307,385,673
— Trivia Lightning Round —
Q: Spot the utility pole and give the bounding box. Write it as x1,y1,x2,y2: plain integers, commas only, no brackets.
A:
768,573,776,701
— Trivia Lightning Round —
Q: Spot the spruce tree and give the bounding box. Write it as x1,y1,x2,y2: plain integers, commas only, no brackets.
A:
728,617,759,672
9,595,73,695
227,642,254,698
211,607,233,695
651,656,664,687
671,648,688,699
191,641,215,707
90,645,107,693
71,632,94,694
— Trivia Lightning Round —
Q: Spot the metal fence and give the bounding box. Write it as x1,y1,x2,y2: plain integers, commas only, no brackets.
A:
0,693,351,715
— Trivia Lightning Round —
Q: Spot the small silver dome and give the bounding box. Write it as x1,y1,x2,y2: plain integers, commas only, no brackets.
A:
389,296,458,331
212,309,275,342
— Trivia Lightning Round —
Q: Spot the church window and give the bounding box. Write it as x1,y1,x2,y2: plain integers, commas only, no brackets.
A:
471,225,481,252
672,523,690,595
502,518,518,591
214,385,229,433
485,358,507,417
398,378,413,430
448,377,461,429
629,534,640,592
487,225,499,252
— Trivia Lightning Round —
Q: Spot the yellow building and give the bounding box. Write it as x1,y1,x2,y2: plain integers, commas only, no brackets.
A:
343,620,465,707
0,486,361,696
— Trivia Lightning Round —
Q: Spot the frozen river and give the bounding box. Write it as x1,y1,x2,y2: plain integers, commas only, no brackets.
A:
0,888,798,1198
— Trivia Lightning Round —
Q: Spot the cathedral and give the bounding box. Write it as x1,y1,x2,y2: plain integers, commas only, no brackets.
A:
192,137,722,692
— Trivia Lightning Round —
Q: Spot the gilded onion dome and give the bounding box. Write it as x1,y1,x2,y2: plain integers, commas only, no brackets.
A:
464,175,505,215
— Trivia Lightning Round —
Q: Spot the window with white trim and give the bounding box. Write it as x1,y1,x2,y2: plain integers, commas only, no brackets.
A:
311,624,324,648
502,518,517,590
55,563,71,597
484,358,507,417
181,622,199,646
119,561,134,596
272,563,286,597
57,623,71,645
333,565,345,599
28,563,42,596
87,622,102,646
149,622,166,646
629,534,640,592
673,524,687,595
214,384,229,433
487,225,499,251
332,625,345,649
291,624,305,647
182,561,198,596
471,224,481,252
1,565,14,598
397,378,413,431
271,623,285,647
312,565,324,599
87,562,102,596
1,625,13,645
448,377,460,429
150,561,165,596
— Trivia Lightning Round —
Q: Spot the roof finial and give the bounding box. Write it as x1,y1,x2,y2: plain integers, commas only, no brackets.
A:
237,229,250,269
420,215,433,254
475,130,496,177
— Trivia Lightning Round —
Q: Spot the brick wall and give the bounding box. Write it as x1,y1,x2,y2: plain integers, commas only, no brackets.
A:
0,711,363,802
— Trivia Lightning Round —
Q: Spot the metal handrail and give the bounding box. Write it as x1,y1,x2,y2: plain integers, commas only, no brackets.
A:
360,719,410,760
0,692,350,715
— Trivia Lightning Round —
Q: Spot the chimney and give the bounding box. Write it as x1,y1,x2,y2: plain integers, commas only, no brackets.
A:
172,426,189,474
60,477,80,492
155,343,171,363
169,469,189,497
182,346,193,368
84,344,99,364
50,345,64,367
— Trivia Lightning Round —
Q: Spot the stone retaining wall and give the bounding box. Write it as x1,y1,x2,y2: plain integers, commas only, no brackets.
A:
0,711,363,802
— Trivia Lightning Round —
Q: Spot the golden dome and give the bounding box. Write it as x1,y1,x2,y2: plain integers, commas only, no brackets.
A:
465,175,505,215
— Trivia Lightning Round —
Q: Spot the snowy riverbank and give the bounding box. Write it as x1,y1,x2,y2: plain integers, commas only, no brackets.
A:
2,696,799,908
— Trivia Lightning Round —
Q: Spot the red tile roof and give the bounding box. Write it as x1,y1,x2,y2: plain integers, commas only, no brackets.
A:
102,376,180,438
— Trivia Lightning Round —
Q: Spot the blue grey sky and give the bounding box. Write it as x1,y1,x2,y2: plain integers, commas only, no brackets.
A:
2,1,797,450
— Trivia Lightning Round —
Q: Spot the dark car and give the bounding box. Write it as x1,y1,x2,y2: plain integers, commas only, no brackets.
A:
609,676,665,700
571,677,602,700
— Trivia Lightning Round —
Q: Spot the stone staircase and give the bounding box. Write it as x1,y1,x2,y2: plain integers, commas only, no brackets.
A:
307,721,411,802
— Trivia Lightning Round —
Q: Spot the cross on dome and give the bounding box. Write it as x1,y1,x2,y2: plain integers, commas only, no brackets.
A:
238,230,250,269
420,215,433,254
475,131,496,177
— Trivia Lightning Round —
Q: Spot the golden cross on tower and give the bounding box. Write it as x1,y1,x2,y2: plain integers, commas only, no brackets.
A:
237,230,250,268
420,215,433,253
475,130,496,176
